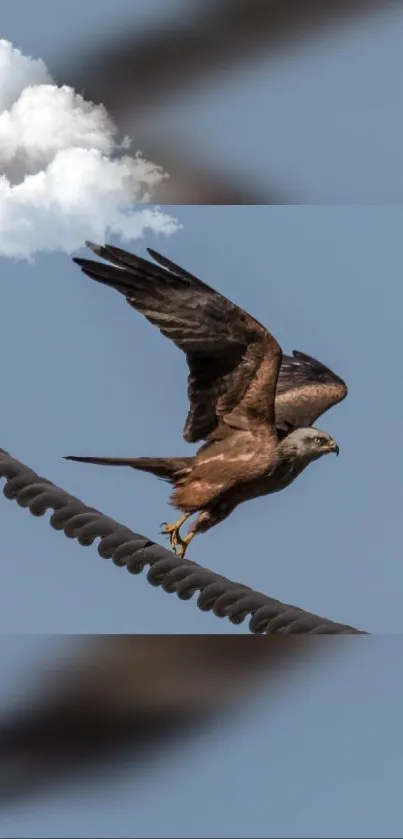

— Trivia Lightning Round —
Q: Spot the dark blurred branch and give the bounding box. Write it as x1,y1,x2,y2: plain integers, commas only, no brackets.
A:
0,635,331,802
64,0,388,119
58,0,390,204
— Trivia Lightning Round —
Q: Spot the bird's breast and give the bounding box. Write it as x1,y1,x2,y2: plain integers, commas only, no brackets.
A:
240,457,308,502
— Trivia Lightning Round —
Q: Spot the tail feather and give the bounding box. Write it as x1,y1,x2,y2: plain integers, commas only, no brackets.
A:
64,455,193,484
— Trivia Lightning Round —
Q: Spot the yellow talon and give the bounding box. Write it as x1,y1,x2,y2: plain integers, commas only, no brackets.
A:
160,521,179,549
175,539,189,559
174,530,196,559
160,513,191,555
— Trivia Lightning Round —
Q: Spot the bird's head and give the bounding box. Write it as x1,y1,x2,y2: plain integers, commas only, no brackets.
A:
281,427,340,461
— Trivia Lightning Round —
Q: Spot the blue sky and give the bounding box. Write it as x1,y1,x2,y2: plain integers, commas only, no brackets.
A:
2,5,403,837
0,205,402,635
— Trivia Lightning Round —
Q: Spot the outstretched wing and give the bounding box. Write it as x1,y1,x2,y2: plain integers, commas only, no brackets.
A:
73,242,282,440
275,350,348,433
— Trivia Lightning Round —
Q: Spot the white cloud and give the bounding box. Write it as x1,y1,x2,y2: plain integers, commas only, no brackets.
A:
0,41,180,259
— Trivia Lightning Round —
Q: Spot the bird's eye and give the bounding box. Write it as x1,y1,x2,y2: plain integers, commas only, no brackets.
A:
314,436,322,445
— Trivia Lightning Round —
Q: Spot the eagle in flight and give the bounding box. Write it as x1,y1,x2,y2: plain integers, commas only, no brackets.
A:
66,242,347,558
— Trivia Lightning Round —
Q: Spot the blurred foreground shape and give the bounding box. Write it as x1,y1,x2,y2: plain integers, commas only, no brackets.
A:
0,635,328,803
60,0,396,203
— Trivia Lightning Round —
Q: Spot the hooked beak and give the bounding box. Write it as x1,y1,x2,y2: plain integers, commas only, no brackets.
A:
329,439,339,456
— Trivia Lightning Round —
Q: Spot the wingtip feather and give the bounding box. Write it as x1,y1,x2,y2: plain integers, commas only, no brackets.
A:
85,240,104,256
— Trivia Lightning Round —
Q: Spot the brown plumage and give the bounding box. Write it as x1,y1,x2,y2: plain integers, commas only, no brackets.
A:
65,242,347,557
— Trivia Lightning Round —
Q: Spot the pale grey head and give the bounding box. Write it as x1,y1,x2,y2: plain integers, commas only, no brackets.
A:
279,426,339,461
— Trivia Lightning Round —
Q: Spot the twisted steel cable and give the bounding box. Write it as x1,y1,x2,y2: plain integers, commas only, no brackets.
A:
0,448,365,634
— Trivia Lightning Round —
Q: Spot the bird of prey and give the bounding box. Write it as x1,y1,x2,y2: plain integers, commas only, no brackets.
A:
65,242,347,558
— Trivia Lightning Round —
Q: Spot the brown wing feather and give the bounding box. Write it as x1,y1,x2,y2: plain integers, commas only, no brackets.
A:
275,350,348,432
220,339,281,435
73,242,282,440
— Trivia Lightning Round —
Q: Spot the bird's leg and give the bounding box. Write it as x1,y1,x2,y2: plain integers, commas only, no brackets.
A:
175,502,237,559
175,528,197,560
162,501,237,559
160,513,192,552
174,509,217,559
